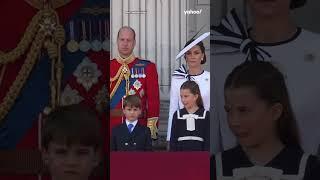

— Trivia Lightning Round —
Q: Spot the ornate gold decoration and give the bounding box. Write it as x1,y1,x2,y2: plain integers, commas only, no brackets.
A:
0,4,66,123
110,54,135,100
147,117,158,139
24,0,71,10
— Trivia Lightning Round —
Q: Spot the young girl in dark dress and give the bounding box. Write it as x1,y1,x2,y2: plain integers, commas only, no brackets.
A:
214,61,320,180
170,80,210,151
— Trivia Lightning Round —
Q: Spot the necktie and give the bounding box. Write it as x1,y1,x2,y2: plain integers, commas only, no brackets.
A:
128,123,134,133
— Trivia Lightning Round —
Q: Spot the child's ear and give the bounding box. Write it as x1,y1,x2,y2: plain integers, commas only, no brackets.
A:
271,103,283,122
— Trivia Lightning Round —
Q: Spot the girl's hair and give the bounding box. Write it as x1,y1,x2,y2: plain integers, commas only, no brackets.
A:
183,40,206,64
224,60,300,148
180,80,204,108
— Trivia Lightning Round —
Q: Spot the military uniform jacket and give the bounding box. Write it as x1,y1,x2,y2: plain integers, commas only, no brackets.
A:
109,57,160,131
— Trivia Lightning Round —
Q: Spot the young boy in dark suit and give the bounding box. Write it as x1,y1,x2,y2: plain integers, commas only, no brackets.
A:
111,95,152,151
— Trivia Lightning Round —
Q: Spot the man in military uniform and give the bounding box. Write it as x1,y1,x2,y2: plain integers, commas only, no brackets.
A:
110,26,160,139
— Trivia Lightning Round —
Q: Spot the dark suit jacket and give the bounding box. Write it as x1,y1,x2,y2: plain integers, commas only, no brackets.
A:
111,123,152,151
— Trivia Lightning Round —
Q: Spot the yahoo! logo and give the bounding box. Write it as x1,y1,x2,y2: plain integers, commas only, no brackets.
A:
184,9,202,15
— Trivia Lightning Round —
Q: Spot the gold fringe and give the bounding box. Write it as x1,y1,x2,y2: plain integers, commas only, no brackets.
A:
0,11,42,64
0,65,6,87
24,0,72,10
110,54,136,99
110,63,131,99
0,29,45,121
0,7,65,123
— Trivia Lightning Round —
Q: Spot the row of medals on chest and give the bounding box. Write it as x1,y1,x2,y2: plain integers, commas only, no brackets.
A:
122,66,146,79
66,19,109,53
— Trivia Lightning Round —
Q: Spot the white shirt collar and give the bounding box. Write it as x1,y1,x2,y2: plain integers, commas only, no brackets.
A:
125,119,138,128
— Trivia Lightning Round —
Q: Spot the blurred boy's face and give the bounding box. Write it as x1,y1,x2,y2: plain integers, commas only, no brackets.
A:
123,106,141,122
180,89,198,110
224,87,282,149
42,142,100,180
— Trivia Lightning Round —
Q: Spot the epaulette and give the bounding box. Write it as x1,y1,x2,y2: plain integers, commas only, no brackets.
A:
134,59,151,67
137,59,151,63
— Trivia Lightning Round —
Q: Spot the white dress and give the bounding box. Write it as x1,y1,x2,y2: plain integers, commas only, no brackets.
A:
166,65,210,141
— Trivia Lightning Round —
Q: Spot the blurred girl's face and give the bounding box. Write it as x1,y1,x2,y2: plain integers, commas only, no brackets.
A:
224,87,282,148
180,89,198,110
185,45,204,69
247,0,291,18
